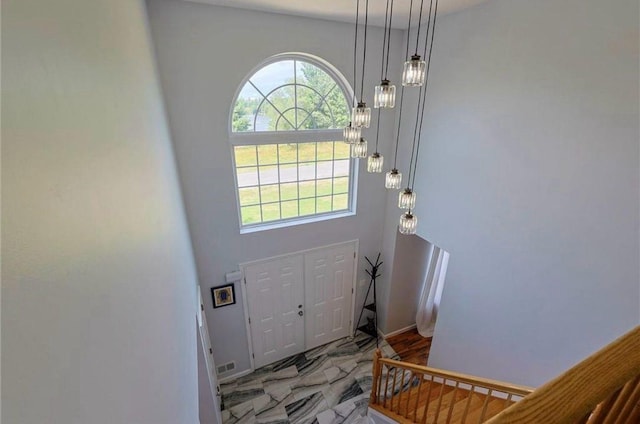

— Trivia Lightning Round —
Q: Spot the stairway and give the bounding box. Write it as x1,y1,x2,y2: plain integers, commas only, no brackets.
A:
372,377,519,423
368,325,640,424
369,352,531,424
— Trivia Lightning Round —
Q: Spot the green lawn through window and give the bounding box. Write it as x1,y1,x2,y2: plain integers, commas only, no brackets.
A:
235,141,351,226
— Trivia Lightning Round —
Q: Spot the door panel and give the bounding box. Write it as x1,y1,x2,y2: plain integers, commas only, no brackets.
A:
245,256,305,368
304,243,355,350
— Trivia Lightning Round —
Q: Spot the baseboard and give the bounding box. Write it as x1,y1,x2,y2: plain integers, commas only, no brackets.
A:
378,323,417,339
218,368,253,384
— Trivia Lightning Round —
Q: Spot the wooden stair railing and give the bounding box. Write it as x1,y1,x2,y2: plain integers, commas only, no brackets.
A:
369,350,534,423
486,324,640,423
369,325,640,424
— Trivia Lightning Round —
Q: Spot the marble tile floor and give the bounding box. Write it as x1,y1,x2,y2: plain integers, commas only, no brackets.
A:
220,333,400,424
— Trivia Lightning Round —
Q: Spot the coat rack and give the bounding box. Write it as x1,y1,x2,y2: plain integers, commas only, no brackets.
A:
354,253,382,347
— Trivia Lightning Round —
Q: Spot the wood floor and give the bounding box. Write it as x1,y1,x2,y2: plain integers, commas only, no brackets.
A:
386,327,432,365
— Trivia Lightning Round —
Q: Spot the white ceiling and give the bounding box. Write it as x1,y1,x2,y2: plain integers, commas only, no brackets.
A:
182,0,490,29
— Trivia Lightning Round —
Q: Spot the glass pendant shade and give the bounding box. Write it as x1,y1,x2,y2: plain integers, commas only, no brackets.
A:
351,138,368,158
398,188,416,209
367,152,384,173
385,168,402,189
374,80,396,108
402,55,426,87
343,124,361,144
399,212,418,235
352,102,371,128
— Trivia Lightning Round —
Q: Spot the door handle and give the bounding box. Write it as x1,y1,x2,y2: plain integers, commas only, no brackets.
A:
298,311,304,316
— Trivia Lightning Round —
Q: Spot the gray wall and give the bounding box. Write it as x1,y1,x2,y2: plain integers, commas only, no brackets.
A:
406,0,639,386
383,234,431,334
376,31,427,336
2,0,200,422
146,0,404,375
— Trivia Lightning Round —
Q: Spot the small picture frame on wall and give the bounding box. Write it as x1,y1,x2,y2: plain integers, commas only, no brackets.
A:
211,284,236,308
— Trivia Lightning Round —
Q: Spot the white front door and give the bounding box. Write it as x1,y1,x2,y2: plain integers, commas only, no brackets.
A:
304,242,355,350
244,255,305,369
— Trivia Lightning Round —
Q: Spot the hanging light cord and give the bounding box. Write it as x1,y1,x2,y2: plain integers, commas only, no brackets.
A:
391,0,414,169
373,109,383,153
379,0,390,81
352,0,360,108
392,86,404,168
374,0,391,153
383,0,394,79
359,0,369,101
403,0,414,61
411,0,439,189
414,0,426,55
406,0,434,186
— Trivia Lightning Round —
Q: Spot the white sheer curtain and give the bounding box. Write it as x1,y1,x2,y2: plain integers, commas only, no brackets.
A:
416,244,450,337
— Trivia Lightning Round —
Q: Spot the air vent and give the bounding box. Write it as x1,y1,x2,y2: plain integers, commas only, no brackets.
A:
217,361,236,374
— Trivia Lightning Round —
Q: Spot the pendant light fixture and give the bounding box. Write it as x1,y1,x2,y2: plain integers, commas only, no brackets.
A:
374,0,396,109
398,187,416,209
343,125,361,144
352,102,371,128
343,0,361,143
352,0,371,128
352,137,368,158
397,0,439,234
385,168,402,189
402,55,426,87
402,0,427,87
367,152,384,172
399,211,418,235
374,80,396,108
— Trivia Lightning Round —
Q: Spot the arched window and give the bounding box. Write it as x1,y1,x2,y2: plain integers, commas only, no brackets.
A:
230,54,356,231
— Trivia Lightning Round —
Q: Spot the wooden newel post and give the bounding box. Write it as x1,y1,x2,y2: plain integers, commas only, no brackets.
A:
371,348,383,405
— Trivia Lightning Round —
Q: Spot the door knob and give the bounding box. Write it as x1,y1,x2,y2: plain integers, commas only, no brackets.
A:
298,311,304,316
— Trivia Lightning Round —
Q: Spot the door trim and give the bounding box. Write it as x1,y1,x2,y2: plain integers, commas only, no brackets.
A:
197,286,224,423
239,239,359,372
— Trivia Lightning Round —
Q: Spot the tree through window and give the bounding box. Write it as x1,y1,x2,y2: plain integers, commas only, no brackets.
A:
230,55,355,231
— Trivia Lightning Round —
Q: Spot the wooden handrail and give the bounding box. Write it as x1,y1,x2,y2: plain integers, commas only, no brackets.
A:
377,357,534,397
370,348,534,423
485,325,640,424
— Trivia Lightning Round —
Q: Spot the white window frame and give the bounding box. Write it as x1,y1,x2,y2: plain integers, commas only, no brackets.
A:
229,53,358,234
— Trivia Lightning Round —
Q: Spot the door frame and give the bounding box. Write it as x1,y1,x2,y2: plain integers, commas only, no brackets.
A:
239,239,359,372
197,286,223,423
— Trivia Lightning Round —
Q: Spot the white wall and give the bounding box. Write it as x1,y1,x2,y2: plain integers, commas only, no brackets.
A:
403,0,639,386
1,0,200,422
382,234,431,335
146,0,404,375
